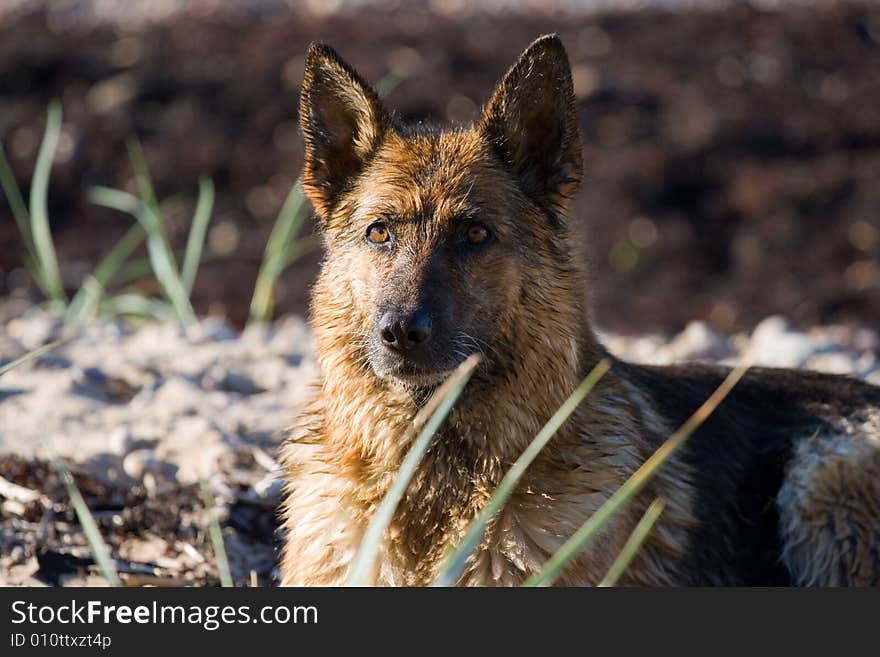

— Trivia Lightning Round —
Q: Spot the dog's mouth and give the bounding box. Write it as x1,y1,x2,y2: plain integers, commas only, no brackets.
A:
368,348,474,390
381,362,454,389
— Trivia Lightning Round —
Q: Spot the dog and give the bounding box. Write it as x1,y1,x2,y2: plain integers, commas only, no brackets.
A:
279,35,880,586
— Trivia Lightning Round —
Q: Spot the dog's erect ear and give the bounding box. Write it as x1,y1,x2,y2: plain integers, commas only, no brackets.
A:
479,35,583,209
299,43,390,219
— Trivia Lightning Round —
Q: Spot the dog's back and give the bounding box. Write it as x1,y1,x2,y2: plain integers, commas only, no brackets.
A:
620,361,880,585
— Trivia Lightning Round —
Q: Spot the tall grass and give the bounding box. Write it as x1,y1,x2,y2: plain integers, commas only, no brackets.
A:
0,341,60,378
248,178,317,325
181,177,215,296
1,102,223,326
52,456,121,586
29,101,66,303
598,498,665,587
201,480,234,588
0,101,66,303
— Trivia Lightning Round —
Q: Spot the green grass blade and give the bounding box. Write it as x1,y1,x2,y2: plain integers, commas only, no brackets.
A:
90,184,194,323
347,354,481,586
64,276,103,326
0,142,34,250
139,206,196,325
525,361,750,587
0,341,60,377
87,185,142,215
598,498,666,587
248,178,308,324
65,222,147,325
181,176,214,296
0,141,52,297
283,233,322,268
201,480,233,588
374,73,402,98
29,100,66,302
100,294,173,321
52,456,121,586
126,137,159,207
123,142,196,325
433,358,611,587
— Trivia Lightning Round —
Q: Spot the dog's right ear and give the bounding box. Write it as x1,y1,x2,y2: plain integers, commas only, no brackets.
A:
479,35,582,211
299,43,390,219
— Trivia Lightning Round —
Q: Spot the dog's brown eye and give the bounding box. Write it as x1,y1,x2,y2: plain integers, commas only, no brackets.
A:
367,223,390,245
466,223,490,245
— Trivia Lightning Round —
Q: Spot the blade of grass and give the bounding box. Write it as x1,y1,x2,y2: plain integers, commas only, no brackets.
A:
525,361,751,587
283,233,322,268
374,73,402,98
116,248,218,287
248,178,308,324
65,222,147,325
0,142,34,251
87,185,141,215
126,137,159,207
0,340,60,377
124,142,196,325
201,480,233,588
91,184,194,323
64,276,103,326
432,358,611,587
52,456,121,586
29,100,66,302
139,205,197,324
181,176,214,296
100,294,173,321
1,138,53,297
346,354,481,586
598,498,665,587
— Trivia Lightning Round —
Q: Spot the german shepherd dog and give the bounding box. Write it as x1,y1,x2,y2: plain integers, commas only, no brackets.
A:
280,35,880,586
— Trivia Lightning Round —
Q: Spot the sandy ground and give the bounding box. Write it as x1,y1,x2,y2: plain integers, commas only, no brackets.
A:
1,310,877,586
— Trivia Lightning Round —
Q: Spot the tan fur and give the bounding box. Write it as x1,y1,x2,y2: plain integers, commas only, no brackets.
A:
279,36,880,587
777,412,880,586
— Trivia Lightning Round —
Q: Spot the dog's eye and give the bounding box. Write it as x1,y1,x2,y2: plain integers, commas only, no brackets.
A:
366,223,391,245
465,223,490,245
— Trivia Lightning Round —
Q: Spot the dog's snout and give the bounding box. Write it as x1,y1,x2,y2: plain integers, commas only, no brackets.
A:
379,310,433,352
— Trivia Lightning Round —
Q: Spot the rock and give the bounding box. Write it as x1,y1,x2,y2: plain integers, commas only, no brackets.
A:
805,352,857,375
155,416,230,485
122,449,176,481
6,314,60,350
749,315,816,368
109,427,136,455
669,321,731,361
204,366,265,396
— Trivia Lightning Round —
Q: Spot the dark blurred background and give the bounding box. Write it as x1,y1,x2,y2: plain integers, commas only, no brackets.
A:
1,0,878,334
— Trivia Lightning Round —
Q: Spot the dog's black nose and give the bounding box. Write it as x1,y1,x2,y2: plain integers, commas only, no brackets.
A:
379,310,432,351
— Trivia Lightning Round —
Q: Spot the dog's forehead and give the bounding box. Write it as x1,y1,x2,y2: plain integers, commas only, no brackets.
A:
354,129,504,225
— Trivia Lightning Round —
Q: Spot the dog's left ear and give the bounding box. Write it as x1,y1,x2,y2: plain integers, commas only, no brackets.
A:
299,43,390,219
479,35,583,209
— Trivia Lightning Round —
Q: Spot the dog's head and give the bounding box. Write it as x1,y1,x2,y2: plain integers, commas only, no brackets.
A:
300,36,585,389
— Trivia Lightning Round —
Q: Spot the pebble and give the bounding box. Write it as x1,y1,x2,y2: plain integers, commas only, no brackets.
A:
749,315,816,367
